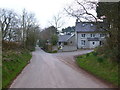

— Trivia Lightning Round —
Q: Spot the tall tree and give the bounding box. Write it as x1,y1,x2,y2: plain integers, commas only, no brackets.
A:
0,8,40,50
20,9,40,49
0,9,19,41
96,2,119,61
39,26,58,46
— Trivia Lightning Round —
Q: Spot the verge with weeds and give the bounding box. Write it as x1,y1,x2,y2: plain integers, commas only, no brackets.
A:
76,51,118,87
2,49,32,88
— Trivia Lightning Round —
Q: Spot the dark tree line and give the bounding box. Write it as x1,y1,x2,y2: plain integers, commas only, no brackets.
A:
62,26,75,35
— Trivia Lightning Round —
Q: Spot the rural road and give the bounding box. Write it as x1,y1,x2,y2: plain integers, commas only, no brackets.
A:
10,47,110,88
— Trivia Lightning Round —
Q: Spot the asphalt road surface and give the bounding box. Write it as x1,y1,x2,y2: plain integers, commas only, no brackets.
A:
10,47,110,88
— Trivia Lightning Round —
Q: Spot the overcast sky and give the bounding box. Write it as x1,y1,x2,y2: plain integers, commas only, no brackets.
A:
0,0,77,29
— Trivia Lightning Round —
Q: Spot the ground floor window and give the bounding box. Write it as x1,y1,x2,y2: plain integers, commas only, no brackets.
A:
100,41,104,46
59,42,61,45
64,42,68,45
81,40,85,45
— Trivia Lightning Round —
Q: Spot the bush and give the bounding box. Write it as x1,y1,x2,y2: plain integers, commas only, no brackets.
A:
2,40,22,50
77,56,82,58
58,46,61,50
47,50,57,53
97,57,103,63
86,53,90,57
52,50,57,53
92,52,98,56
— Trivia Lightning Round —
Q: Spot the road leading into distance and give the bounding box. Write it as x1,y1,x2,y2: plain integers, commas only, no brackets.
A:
10,47,110,88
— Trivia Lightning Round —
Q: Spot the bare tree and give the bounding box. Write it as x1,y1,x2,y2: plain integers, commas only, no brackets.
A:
20,9,40,48
64,0,98,22
49,13,65,30
0,8,40,50
0,9,19,41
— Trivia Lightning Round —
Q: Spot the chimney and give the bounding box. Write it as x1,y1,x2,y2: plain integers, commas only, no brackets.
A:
76,18,79,25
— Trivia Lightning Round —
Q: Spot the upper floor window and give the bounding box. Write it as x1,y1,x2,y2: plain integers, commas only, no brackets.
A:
81,34,85,37
91,34,95,37
100,34,105,37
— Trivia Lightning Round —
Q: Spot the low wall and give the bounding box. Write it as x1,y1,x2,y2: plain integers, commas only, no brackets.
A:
62,45,77,52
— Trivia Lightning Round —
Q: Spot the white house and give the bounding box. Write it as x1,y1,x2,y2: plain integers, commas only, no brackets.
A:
75,20,108,49
58,19,108,51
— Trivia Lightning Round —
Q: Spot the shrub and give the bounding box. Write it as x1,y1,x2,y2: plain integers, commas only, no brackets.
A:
86,53,90,57
92,52,98,56
58,46,61,50
2,40,22,50
97,57,103,63
52,50,57,53
77,56,82,59
48,50,57,53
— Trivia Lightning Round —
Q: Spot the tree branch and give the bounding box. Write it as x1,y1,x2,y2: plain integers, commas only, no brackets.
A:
76,0,97,22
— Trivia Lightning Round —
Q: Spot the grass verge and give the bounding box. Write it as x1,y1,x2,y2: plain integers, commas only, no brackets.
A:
76,52,119,87
2,50,32,88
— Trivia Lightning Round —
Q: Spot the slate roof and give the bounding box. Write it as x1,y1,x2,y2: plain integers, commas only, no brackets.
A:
58,34,74,42
75,22,109,32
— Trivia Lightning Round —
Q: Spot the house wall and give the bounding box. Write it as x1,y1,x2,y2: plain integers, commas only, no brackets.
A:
62,35,77,51
67,35,76,46
76,32,106,49
62,45,77,51
89,41,100,48
58,35,77,52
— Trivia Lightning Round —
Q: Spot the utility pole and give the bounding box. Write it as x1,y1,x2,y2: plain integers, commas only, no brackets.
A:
22,14,25,48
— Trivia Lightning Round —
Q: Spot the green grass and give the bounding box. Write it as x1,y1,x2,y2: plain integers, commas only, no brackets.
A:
76,52,119,87
2,50,32,88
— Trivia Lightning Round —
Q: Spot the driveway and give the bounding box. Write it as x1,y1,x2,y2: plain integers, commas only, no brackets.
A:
10,47,110,88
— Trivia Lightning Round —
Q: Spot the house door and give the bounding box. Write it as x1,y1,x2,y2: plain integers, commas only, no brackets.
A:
90,41,96,48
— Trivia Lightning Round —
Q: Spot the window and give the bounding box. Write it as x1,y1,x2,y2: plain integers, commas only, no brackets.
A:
93,34,95,37
64,42,67,45
100,41,104,46
81,34,85,37
59,42,61,45
92,42,95,45
100,34,105,37
81,40,85,45
91,34,92,37
91,34,95,37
